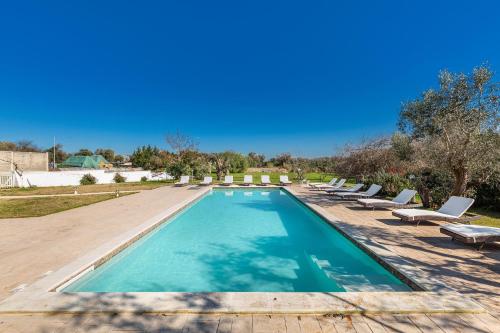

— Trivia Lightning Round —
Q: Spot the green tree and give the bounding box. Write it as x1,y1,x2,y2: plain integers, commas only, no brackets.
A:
95,148,115,162
114,155,125,163
75,148,93,156
271,153,292,168
399,66,500,195
247,152,266,168
210,153,230,180
45,144,69,165
221,151,248,173
310,157,336,181
130,146,169,171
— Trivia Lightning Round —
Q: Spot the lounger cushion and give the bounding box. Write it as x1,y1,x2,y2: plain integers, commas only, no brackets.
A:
358,198,399,206
393,209,456,221
335,192,366,198
441,224,500,238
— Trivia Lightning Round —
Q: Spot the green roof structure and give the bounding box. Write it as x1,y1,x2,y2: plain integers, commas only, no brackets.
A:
60,155,109,169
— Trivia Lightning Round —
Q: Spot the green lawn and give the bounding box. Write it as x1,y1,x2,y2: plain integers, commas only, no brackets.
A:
0,192,135,218
469,208,500,228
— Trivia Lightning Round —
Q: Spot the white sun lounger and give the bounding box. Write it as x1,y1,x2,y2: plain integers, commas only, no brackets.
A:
199,176,212,185
243,175,253,186
332,184,382,200
319,178,346,191
175,175,190,186
440,224,500,250
310,178,337,189
326,183,363,193
393,196,475,226
358,189,417,209
261,175,271,185
223,175,233,186
279,175,292,186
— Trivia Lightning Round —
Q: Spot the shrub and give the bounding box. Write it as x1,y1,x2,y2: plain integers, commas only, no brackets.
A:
140,176,148,182
80,173,97,185
470,172,500,210
113,173,126,183
366,171,412,197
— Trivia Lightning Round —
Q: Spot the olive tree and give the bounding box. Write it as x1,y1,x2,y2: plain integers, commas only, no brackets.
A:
399,66,499,196
210,153,230,180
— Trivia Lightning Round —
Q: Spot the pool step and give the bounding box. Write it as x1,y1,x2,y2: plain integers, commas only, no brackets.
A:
310,255,406,292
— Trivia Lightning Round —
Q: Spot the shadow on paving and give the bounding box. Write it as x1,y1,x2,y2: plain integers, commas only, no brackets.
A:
329,217,500,300
34,293,225,332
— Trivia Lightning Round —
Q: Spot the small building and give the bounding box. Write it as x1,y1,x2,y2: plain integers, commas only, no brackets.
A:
60,155,112,169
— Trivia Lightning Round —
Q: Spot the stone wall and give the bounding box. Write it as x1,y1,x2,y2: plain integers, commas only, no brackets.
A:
0,151,49,172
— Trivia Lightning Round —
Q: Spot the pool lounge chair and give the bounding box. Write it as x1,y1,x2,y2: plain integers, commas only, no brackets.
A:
261,175,271,185
175,175,190,186
440,224,500,250
279,175,292,186
357,189,417,210
319,179,346,191
243,175,253,186
332,184,382,200
309,178,337,189
326,183,363,193
199,176,212,185
392,196,475,226
223,175,233,186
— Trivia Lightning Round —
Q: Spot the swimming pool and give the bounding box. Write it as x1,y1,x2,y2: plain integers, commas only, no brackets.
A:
64,188,410,292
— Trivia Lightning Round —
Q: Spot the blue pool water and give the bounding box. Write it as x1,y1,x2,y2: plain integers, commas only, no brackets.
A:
64,188,410,292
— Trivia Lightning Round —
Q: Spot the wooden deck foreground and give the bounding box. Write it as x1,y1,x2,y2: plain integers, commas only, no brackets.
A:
0,185,499,332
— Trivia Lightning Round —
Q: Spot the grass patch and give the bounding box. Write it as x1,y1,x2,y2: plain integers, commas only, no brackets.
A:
0,181,171,197
469,208,500,228
0,193,134,218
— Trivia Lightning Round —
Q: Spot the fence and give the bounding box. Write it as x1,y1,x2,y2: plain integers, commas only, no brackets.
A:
0,173,14,188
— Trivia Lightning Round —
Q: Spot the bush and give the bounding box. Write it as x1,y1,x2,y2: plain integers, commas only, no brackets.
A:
113,173,126,183
167,161,192,179
470,173,500,210
80,173,97,185
140,176,148,182
366,171,412,197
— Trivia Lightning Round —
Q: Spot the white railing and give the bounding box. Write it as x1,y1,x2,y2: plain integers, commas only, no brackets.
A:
0,173,14,188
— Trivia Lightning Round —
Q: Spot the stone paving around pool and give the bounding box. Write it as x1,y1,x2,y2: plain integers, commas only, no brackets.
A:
0,184,499,332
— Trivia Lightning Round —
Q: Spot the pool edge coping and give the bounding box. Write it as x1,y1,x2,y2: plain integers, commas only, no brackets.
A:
0,185,486,315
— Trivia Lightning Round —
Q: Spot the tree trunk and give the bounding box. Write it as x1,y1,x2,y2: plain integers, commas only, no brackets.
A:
451,168,468,196
417,187,431,208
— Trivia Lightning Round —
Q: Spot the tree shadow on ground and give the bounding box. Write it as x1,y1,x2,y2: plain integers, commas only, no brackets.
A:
35,291,226,332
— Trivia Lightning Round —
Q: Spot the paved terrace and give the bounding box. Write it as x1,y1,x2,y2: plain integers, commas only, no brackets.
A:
0,185,499,332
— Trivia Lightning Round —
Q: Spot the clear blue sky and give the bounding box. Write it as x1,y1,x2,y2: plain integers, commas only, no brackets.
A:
1,1,499,157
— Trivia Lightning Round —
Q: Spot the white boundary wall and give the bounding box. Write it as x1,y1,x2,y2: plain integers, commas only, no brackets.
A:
15,170,172,188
